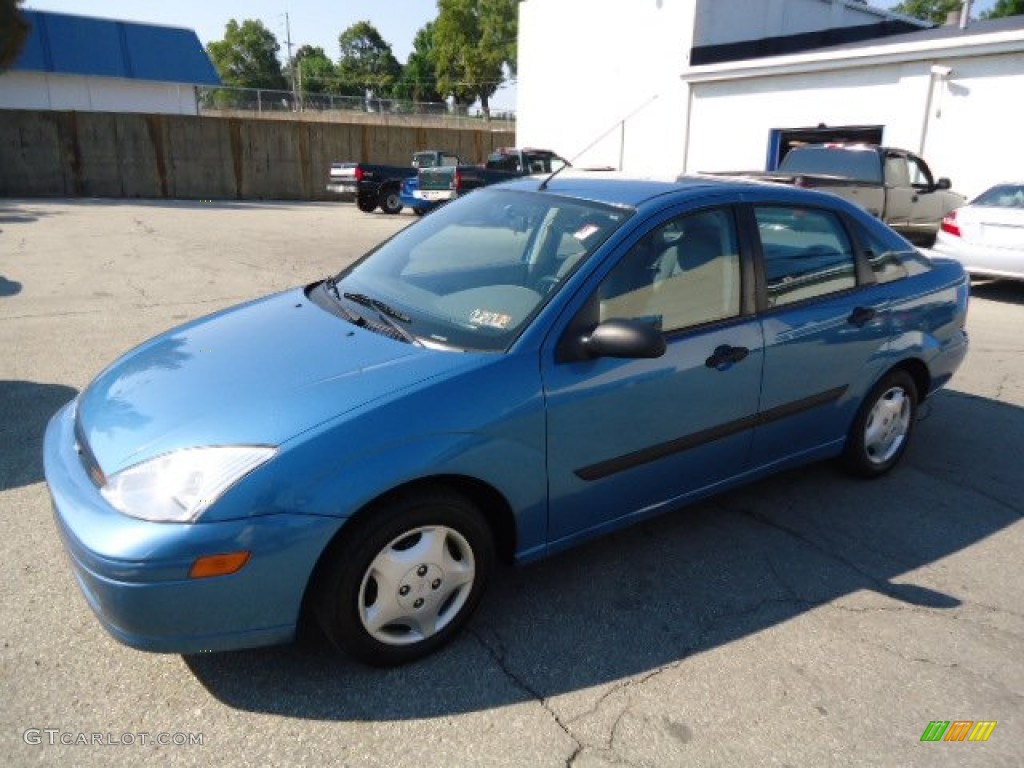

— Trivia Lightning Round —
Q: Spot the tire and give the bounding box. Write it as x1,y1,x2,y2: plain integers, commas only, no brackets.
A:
356,196,377,213
379,186,403,215
413,207,427,217
314,487,494,667
841,369,918,478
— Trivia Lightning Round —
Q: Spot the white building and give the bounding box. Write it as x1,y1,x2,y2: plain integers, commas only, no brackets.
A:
517,0,1024,197
0,10,220,116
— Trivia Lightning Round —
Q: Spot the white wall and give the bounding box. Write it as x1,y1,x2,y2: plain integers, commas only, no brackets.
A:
517,0,696,174
0,72,200,115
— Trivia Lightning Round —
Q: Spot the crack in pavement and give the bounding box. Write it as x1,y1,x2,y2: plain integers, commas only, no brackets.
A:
467,626,584,767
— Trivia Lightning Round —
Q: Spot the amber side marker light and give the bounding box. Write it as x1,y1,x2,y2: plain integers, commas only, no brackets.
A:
189,551,251,579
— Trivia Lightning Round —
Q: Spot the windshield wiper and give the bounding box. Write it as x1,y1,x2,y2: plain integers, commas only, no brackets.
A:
342,292,422,347
324,278,366,326
343,292,411,323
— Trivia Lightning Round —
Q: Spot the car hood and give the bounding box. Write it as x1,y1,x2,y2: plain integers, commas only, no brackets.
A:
77,288,476,475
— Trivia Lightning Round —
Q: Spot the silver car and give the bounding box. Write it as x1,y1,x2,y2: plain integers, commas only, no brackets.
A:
932,183,1024,281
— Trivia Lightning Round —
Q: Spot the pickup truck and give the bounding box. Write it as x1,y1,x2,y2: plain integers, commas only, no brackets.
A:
326,149,461,214
415,147,568,205
710,144,965,246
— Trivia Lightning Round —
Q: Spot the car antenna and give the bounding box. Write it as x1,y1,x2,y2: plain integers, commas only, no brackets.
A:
537,156,572,191
538,94,659,192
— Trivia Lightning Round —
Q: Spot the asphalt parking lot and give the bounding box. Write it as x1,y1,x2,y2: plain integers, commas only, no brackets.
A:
1,199,1022,767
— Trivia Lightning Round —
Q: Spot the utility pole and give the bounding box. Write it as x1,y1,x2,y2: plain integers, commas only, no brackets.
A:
285,12,298,110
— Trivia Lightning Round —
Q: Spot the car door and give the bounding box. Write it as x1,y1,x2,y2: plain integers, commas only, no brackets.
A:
907,154,946,233
541,206,764,549
882,152,914,230
747,203,894,468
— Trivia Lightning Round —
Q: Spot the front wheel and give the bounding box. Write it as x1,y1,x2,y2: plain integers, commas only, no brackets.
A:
841,370,918,477
314,488,494,666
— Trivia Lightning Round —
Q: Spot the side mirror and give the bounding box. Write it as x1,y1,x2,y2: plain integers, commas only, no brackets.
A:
935,177,952,191
581,318,666,359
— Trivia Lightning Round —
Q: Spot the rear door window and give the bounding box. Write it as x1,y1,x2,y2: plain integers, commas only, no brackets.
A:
755,206,857,306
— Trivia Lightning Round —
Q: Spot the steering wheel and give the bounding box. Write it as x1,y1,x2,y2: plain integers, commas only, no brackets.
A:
535,275,561,295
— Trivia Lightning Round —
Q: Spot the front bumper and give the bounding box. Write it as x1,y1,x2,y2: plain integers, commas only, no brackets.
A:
43,402,344,653
415,189,457,203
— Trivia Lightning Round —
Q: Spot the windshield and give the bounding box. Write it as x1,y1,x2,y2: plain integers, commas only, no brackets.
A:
335,188,631,351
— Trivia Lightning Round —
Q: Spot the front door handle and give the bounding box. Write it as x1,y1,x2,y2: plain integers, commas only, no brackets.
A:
705,345,749,370
848,306,877,327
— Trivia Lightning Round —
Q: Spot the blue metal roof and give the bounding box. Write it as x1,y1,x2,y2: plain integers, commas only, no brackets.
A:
13,10,220,86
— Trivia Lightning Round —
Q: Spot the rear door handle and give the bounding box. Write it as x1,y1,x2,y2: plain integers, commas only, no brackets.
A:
848,306,877,327
705,345,749,370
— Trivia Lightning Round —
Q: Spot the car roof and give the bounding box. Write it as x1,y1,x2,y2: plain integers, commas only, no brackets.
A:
496,171,839,209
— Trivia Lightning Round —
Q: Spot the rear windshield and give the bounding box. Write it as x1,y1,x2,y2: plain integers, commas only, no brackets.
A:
972,184,1024,208
779,147,882,184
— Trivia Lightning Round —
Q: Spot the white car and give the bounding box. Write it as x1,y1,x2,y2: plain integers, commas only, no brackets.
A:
932,183,1024,281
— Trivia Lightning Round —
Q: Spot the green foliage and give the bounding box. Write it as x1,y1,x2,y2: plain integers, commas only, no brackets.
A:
981,0,1024,18
336,21,402,100
293,45,336,96
0,0,30,72
434,0,518,118
891,0,964,23
207,19,287,91
393,22,443,103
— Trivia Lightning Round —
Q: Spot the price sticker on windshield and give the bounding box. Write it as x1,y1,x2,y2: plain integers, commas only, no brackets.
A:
468,309,512,330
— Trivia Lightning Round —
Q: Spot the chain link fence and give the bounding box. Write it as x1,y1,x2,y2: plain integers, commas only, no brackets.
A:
197,86,516,127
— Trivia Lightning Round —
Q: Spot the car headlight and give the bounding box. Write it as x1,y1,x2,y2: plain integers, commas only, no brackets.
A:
100,446,277,523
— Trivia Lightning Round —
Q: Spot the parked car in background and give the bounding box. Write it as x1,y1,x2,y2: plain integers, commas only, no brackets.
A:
415,147,567,204
45,174,969,667
711,144,965,246
326,150,461,214
931,182,1024,281
399,175,434,217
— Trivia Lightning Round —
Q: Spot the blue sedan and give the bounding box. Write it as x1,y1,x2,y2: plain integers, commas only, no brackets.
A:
44,174,969,666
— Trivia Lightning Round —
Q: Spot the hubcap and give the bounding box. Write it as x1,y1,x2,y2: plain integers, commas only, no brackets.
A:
358,525,476,646
863,386,911,465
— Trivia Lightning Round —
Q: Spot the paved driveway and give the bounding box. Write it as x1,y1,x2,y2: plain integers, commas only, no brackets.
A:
1,200,1022,767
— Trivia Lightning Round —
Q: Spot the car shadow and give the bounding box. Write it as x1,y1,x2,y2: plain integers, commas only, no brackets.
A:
0,381,79,491
180,387,1018,720
0,276,21,297
970,279,1024,305
0,201,62,225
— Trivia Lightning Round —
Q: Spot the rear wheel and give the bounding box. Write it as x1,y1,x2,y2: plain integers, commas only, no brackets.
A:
314,488,494,666
842,370,918,477
356,196,377,213
379,187,403,215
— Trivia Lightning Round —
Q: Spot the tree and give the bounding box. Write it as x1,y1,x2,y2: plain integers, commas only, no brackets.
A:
207,19,287,91
434,0,518,120
0,0,30,72
392,22,443,104
293,45,336,97
981,0,1024,18
890,0,963,23
336,21,402,101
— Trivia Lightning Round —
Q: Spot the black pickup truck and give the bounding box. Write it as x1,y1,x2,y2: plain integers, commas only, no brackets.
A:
710,144,964,246
326,149,461,214
415,148,568,204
